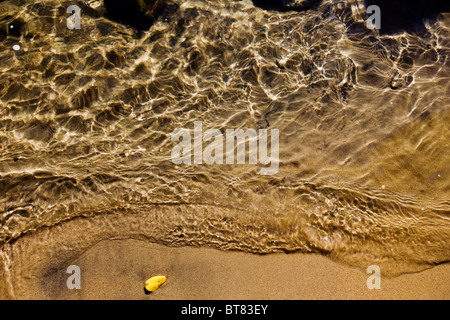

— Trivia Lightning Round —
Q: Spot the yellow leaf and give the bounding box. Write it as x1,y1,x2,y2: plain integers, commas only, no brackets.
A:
144,275,167,293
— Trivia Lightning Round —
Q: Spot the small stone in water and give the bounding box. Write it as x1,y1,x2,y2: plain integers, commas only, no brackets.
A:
12,44,20,51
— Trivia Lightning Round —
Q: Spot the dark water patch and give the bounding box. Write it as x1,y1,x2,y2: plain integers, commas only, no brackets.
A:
103,0,177,31
7,18,24,37
252,0,323,12
364,0,450,34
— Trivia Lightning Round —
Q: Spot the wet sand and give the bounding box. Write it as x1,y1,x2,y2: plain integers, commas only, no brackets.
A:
2,238,448,300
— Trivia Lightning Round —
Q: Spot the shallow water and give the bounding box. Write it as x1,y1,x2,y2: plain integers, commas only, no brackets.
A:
0,0,449,292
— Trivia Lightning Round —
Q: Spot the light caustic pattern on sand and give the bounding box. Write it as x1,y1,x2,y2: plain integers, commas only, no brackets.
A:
0,0,449,285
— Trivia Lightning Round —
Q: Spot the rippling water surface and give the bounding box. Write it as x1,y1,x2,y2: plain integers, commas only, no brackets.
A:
0,0,449,295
